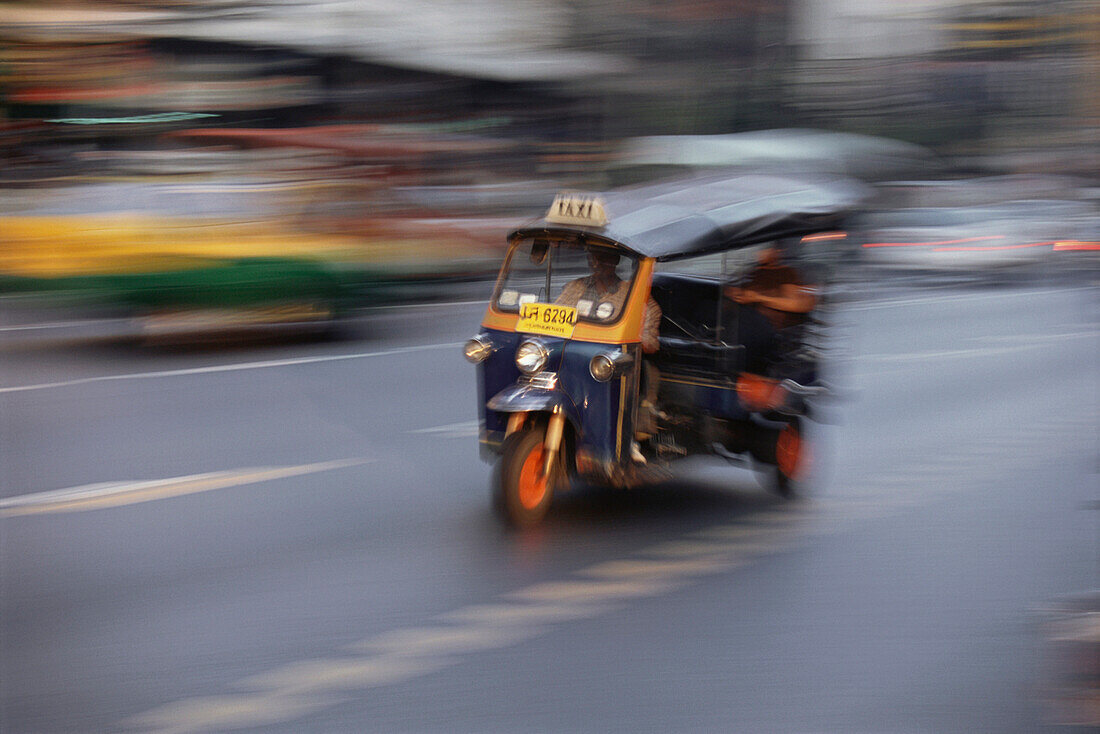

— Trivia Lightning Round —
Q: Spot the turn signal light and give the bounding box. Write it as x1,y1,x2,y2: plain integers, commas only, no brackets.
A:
589,354,616,381
589,350,632,382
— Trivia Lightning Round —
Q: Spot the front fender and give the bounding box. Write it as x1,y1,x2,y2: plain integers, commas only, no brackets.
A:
487,383,573,415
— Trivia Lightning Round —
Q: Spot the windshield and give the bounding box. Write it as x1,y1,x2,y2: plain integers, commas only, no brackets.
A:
494,237,639,324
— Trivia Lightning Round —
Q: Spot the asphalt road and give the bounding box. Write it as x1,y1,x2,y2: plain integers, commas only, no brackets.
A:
1,283,1097,733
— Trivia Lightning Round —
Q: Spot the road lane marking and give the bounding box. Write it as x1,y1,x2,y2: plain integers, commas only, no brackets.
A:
236,655,454,695
438,601,613,626
507,578,682,603
122,509,815,734
861,336,1095,364
0,342,462,394
354,625,540,656
0,459,371,518
408,419,480,437
845,285,1094,311
579,557,733,579
690,524,783,542
124,692,333,734
643,539,735,558
0,301,487,333
976,329,1099,345
121,416,1097,734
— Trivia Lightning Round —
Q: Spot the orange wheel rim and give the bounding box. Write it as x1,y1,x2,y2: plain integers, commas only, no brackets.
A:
517,444,549,510
776,425,804,480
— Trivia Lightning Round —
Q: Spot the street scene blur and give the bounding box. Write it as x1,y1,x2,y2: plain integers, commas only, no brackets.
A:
1,1,1097,733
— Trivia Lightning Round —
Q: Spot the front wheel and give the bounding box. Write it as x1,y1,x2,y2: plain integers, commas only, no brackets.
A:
493,427,561,528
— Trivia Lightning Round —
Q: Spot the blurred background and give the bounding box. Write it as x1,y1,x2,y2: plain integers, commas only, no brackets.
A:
0,0,1097,332
1,4,1098,734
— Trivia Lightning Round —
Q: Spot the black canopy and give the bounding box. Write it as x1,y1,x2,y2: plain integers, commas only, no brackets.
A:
510,172,868,261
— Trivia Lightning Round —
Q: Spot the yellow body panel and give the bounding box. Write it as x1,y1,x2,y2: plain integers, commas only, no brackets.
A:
481,258,655,345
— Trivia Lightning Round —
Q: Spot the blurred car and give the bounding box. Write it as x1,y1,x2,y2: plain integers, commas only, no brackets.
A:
0,180,489,339
854,192,1098,285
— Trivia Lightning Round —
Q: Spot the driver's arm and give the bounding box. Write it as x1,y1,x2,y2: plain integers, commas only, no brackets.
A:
640,299,661,354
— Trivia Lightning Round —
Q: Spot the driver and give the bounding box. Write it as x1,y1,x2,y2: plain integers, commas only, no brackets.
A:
557,247,662,462
556,247,660,354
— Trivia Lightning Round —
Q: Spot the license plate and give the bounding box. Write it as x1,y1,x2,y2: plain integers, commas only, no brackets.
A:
517,302,577,338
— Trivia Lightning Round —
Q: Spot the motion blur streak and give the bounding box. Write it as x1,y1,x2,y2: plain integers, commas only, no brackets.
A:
933,241,1054,251
863,236,1006,248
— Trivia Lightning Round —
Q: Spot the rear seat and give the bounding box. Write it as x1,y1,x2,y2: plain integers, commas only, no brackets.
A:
649,273,742,378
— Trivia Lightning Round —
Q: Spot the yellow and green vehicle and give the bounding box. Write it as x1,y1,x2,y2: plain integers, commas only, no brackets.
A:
0,181,486,334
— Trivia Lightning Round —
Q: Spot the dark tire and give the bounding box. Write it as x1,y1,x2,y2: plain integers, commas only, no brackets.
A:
757,417,808,498
493,427,559,528
773,466,795,498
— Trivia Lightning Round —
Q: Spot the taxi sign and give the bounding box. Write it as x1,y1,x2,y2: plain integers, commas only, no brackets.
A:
517,302,577,338
545,194,609,228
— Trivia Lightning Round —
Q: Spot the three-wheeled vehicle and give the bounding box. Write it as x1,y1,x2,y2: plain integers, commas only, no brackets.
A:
465,173,866,527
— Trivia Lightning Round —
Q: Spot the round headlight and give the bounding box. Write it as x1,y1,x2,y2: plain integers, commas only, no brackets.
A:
515,340,549,375
463,335,493,363
589,353,615,381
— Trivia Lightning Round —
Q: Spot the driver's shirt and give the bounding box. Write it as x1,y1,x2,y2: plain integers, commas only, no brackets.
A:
557,275,661,353
557,275,627,315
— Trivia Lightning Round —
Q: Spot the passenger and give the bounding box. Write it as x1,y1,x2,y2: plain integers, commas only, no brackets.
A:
723,242,818,374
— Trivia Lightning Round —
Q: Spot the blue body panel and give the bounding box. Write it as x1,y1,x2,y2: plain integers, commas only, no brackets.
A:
658,372,751,421
477,327,637,464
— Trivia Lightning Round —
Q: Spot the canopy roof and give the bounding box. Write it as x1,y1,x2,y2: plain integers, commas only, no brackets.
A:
511,172,869,261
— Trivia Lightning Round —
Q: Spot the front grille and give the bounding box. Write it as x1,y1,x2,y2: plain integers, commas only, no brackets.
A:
520,372,558,390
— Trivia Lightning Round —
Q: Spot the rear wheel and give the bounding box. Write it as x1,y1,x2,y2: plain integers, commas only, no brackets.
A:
493,427,559,528
759,418,808,498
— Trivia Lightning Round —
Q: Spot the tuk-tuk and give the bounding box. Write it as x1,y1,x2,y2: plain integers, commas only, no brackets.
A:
465,173,866,527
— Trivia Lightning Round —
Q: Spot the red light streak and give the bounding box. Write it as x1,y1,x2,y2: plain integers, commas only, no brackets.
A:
801,232,847,242
863,236,1005,248
1053,241,1100,251
933,242,1054,252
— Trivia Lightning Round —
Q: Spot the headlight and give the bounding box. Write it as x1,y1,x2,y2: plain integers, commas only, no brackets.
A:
589,353,616,381
589,350,632,381
463,335,494,363
515,340,549,375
